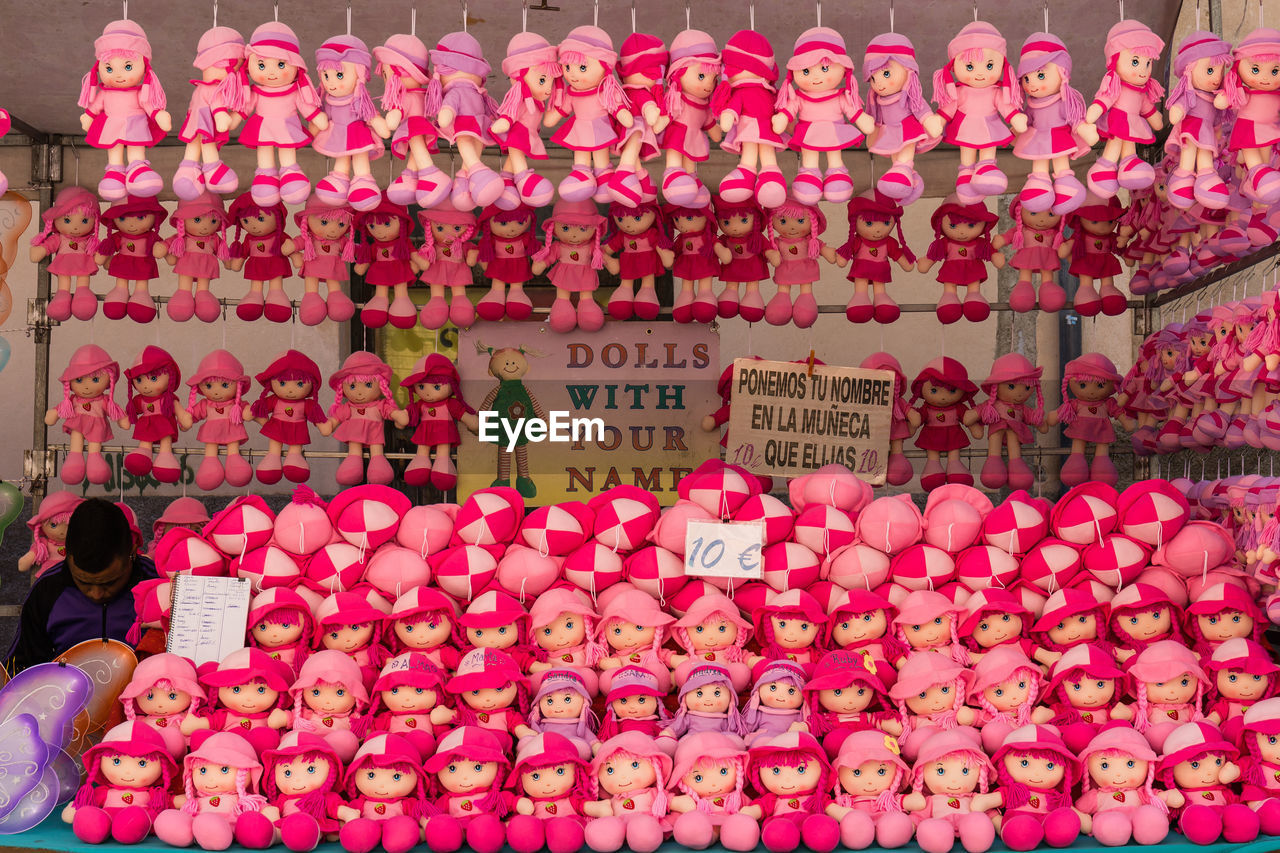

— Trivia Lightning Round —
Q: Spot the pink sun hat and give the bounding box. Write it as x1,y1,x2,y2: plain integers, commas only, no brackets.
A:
373,33,431,84
187,349,250,394
1107,582,1175,616
446,648,524,693
892,589,962,627
95,19,153,60
959,588,1030,636
185,731,264,788
750,588,825,637
328,351,391,390
202,647,292,692
1104,20,1165,60
430,31,490,76
669,731,748,787
316,34,371,69
1172,31,1232,77
1032,587,1108,633
889,651,973,700
806,648,891,694
982,352,1043,390
831,728,908,777
529,586,597,630
598,586,676,630
992,724,1078,771
60,344,118,383
1157,721,1236,775
459,589,529,632
248,21,306,68
914,727,991,774
559,25,618,68
1127,639,1209,687
787,27,852,72
1243,696,1280,735
969,646,1039,697
503,32,559,79
1236,28,1280,60
1017,32,1073,79
120,652,205,709
195,26,245,69
618,32,668,78
153,496,210,541
507,731,590,787
864,32,919,76
1046,644,1124,695
1184,581,1261,618
82,720,178,786
674,591,752,645
1205,638,1279,675
424,725,509,772
947,21,1007,60
594,731,673,782
1081,725,1156,768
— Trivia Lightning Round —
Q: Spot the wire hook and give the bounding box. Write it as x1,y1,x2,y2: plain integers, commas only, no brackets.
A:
346,0,352,34
973,0,978,21
750,0,755,29
1118,0,1124,20
685,0,691,29
630,0,636,31
1043,0,1049,31
461,0,468,32
816,0,822,26
212,0,217,27
522,0,529,32
273,1,280,21
411,6,417,35
594,0,599,27
889,0,894,32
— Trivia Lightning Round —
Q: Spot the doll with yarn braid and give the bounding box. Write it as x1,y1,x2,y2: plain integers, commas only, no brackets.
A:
374,33,451,209
174,27,246,200
490,32,561,209
30,187,102,323
46,345,130,486
1081,21,1166,198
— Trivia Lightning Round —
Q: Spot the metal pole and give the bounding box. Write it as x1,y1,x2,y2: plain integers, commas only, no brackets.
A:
29,176,53,508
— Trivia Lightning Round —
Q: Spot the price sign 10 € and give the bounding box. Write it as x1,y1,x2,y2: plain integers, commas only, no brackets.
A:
684,520,764,580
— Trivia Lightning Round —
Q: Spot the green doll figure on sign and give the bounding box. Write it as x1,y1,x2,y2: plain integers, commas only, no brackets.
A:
476,341,546,499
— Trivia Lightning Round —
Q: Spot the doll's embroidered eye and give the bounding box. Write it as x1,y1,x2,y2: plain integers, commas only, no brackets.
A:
200,767,207,774
994,688,1003,696
772,767,782,775
1020,759,1028,767
1181,678,1189,687
257,686,266,694
415,688,424,694
312,689,320,696
965,64,974,72
113,757,121,766
631,761,639,769
940,686,950,694
1097,681,1106,689
232,686,241,694
1126,761,1135,768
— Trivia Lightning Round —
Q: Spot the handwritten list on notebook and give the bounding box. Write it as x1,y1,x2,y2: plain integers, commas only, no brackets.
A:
165,575,251,665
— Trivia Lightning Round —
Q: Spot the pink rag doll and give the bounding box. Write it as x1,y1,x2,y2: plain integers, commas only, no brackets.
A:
371,652,453,760
458,589,536,670
892,590,970,665
1012,33,1092,215
1045,644,1133,754
180,349,253,490
597,667,672,742
1031,589,1115,667
529,586,601,673
491,33,560,209
902,727,1000,853
247,586,315,676
906,357,983,491
1108,583,1184,663
825,730,914,850
1060,193,1130,317
863,33,944,203
610,33,667,208
1082,21,1166,197
668,732,760,852
94,195,167,323
525,669,600,761
337,733,433,853
1238,698,1280,834
1076,726,1176,846
29,186,102,322
991,198,1067,313
18,491,80,579
79,20,170,200
163,192,231,323
603,201,674,321
441,648,534,753
749,589,826,670
121,346,182,485
244,349,326,485
506,731,596,853
837,190,915,324
583,732,672,853
916,196,1002,324
1154,320,1205,451
320,351,407,487
477,203,539,322
547,26,634,205
714,30,788,209
226,191,296,322
374,33,450,209
313,592,389,696
1157,721,1260,844
859,353,914,486
1224,29,1280,205
958,588,1034,660
658,664,746,746
181,649,292,754
712,196,769,321
741,731,841,853
593,589,675,685
991,724,1086,850
932,22,1025,203
667,591,753,688
119,653,204,761
888,652,978,762
1205,638,1279,746
763,199,843,329
64,722,176,846
288,649,370,764
415,205,479,330
246,732,345,850
666,203,721,324
775,27,875,206
976,353,1046,491
1165,32,1234,209
45,344,130,486
239,22,327,207
291,195,356,325
658,30,721,207
1184,582,1264,658
424,728,514,853
399,353,477,490
804,650,902,740
152,732,268,851
967,647,1044,754
531,198,607,334
311,35,384,212
826,588,908,670
354,199,417,329
742,661,810,747
427,32,502,208
173,27,245,201
1049,353,1136,487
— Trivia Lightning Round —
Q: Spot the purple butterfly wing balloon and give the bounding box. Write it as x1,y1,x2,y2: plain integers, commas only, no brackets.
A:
0,714,50,822
49,749,81,805
0,663,92,748
0,765,59,833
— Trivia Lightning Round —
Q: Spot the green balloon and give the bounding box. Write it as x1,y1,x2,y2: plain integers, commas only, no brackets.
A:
0,483,23,548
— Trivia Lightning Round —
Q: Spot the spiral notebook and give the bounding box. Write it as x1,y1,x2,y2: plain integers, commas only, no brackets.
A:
165,575,251,666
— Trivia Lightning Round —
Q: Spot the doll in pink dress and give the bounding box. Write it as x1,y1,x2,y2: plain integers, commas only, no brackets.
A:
180,349,253,490
659,30,720,207
153,732,269,850
902,727,1000,853
425,728,513,853
428,32,502,208
608,33,667,208
1082,21,1166,197
247,586,314,677
1165,32,1234,209
226,191,296,322
119,653,204,761
321,351,407,487
477,204,539,321
506,731,596,853
46,344,130,486
1205,638,1278,745
763,199,843,328
594,588,676,689
525,668,600,761
1012,34,1092,215
416,205,479,330
529,586,601,675
712,196,769,321
291,194,356,325
825,588,908,673
1060,193,1130,317
1048,352,1136,487
825,729,914,850
29,186,101,322
239,22,327,207
371,653,453,759
244,349,326,484
163,191,230,323
1108,583,1184,662
64,722,176,846
917,195,1003,324
888,653,979,762
175,28,245,201
237,731,345,851
715,31,788,209
79,20,171,200
1076,726,1177,846
400,353,477,490
991,197,1067,313
967,647,1044,754
491,33,560,209
906,357,982,491
18,491,80,579
312,35,385,212
458,589,536,670
863,33,944,203
976,353,1046,490
750,589,826,671
741,731,841,853
386,587,463,670
667,591,752,691
583,732,671,853
374,33,450,209
337,733,433,853
314,592,390,696
598,668,672,743
1185,582,1264,658
354,199,417,330
1224,29,1280,204
860,352,914,486
181,649,293,753
94,195,167,323
837,190,914,324
667,732,759,852
931,22,1026,203
440,649,535,753
287,650,370,764
1157,721,1260,844
532,198,608,334
122,346,182,483
1032,588,1115,667
604,201,674,320
666,203,721,324
960,589,1034,663
658,664,746,747
991,724,1085,850
1045,644,1134,754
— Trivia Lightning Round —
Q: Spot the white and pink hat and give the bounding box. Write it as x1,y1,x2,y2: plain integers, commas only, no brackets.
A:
1127,640,1209,688
235,545,303,590
793,505,857,557
1032,587,1108,633
446,648,524,693
431,544,500,601
1157,721,1236,775
1082,534,1152,588
521,502,596,556
1205,638,1279,676
1185,581,1261,618
959,588,1029,636
203,495,276,558
789,464,872,514
460,589,529,632
273,486,332,557
328,485,409,551
857,495,923,555
1046,644,1124,696
153,528,226,578
991,724,1078,774
889,651,972,700
374,33,431,84
1051,483,1118,546
922,485,993,554
892,589,961,628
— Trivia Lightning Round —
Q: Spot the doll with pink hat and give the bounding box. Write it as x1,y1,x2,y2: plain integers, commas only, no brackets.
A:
761,199,843,328
1049,352,1136,487
667,731,759,852
152,732,268,850
1032,587,1114,666
226,191,296,322
583,732,672,853
805,649,901,743
1012,33,1092,215
291,195,356,325
1082,21,1166,196
665,202,721,324
608,32,667,208
374,33,451,209
311,35,385,212
63,721,177,845
602,201,674,321
991,198,1069,314
1045,645,1133,753
525,668,600,761
658,30,721,208
247,586,314,676
1205,638,1279,745
902,727,1000,853
180,349,252,490
976,353,1046,490
593,587,676,686
824,730,913,849
836,190,915,324
79,20,170,200
711,195,768,321
989,724,1086,850
29,186,102,322
659,664,746,747
1165,32,1234,209
314,591,389,695
121,346,182,483
1076,725,1177,845
1185,581,1264,657
476,204,540,321
424,32,501,209
1224,29,1280,204
892,589,969,665
598,666,672,742
245,349,326,484
917,196,1003,324
287,649,370,764
442,648,534,753
162,191,231,323
415,204,479,330
18,491,81,579
336,733,433,853
354,199,417,329
531,198,608,334
1060,193,1131,317
174,27,245,201
320,351,407,486
862,33,944,203
1108,582,1184,662
741,661,809,746
889,652,978,761
750,588,826,670
243,731,345,851
968,646,1046,754
1238,697,1280,831
370,653,451,760
529,586,601,674
714,30,788,209
239,22,327,207
667,590,752,690
1157,721,1260,844
46,344,130,485
459,589,535,669
740,731,840,853
93,195,167,322
386,586,462,671
120,652,205,760
858,353,914,485
182,648,293,754
506,731,596,853
959,588,1034,662
490,33,561,209
824,588,905,672
907,358,981,491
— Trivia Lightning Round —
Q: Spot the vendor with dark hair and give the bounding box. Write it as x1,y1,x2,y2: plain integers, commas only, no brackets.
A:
10,498,157,670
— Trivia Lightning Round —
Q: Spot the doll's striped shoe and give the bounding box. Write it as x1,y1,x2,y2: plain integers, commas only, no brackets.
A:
591,167,614,204
661,168,700,206
954,165,981,205
415,166,452,209
278,165,311,205
494,171,521,211
1193,169,1229,209
477,286,508,321
1051,172,1086,215
314,171,350,206
691,287,718,324
124,160,163,197
1018,172,1054,213
672,288,695,324
1098,283,1127,316
738,288,765,323
717,284,740,319
969,159,1007,196
235,288,265,322
346,174,381,211
173,159,205,201
98,165,127,202
754,167,787,209
515,169,554,208
1244,164,1280,205
450,170,474,210
607,169,642,208
202,160,238,194
791,167,823,206
606,286,634,321
639,170,657,204
877,165,914,200
718,166,756,203
558,167,596,203
1166,168,1195,209
823,167,854,203
387,168,418,205
468,164,504,208
360,292,389,328
1086,158,1119,198
1116,154,1154,190
250,168,281,206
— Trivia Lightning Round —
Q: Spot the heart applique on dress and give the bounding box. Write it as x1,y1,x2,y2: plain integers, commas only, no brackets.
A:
356,408,366,415
628,241,637,250
1088,406,1098,414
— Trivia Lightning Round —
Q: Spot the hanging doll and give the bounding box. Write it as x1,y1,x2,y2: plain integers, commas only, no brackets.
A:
824,729,914,850
400,353,477,490
374,33,451,209
906,356,982,491
291,195,356,326
163,191,231,323
1076,726,1177,846
1048,352,1135,487
45,344,130,486
931,22,1026,203
837,190,914,324
967,647,1044,754
152,732,267,850
181,648,293,754
593,588,675,687
583,732,672,853
658,664,746,746
667,731,759,853
242,731,344,851
180,348,253,490
1158,721,1260,845
529,587,600,674
666,203,720,324
1082,21,1166,197
749,589,826,670
507,731,596,853
531,198,607,334
763,199,842,328
1012,33,1092,214
991,197,1067,313
712,196,768,322
1045,644,1134,754
354,199,417,330
960,588,1034,663
239,22,326,207
991,724,1086,850
491,33,560,209
336,733,432,853
370,652,452,759
715,30,787,209
667,591,752,690
1060,193,1130,317
977,353,1046,491
416,205,479,330
226,191,296,323
244,349,326,485
858,352,914,486
1206,639,1278,745
892,590,969,664
287,649,370,764
598,667,672,742
79,20,170,200
386,586,463,670
18,491,81,578
603,201,674,321
174,27,245,200
93,195,167,323
610,32,667,208
119,653,205,761
1126,643,1211,752
321,351,407,487
741,661,809,747
477,204,538,322
312,35,384,212
526,668,600,761
1031,588,1115,667
1224,29,1280,205
862,32,944,203
902,728,1001,853
888,652,978,761
1165,31,1233,209
440,648,534,753
123,346,182,483
804,650,900,742
658,30,720,207
916,195,1002,324
247,586,315,676
314,592,389,696
428,32,502,208
740,731,841,853
775,28,875,205
64,721,176,846
1108,583,1184,662
29,186,102,323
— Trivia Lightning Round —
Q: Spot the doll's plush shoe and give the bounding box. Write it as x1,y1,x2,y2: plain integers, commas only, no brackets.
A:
873,292,901,324
494,171,520,211
1000,815,1044,852
962,290,990,322
1039,280,1067,313
548,297,577,333
167,290,196,322
403,455,432,487
347,174,381,211
449,170,474,210
195,456,225,490
691,288,718,324
822,167,854,203
693,178,712,209
607,286,634,321
468,165,505,208
673,812,715,850
47,290,73,322
970,159,1008,196
1117,154,1155,190
764,291,793,326
98,165,127,201
256,452,284,485
639,170,658,204
1220,803,1262,844
718,166,756,203
315,171,350,206
124,450,152,477
388,292,417,329
192,813,234,851
1243,164,1280,204
71,286,99,320
60,452,86,485
1019,172,1055,212
173,159,205,201
1245,416,1264,448
886,451,913,486
1224,416,1249,449
506,288,533,321
1098,282,1128,316
125,159,163,197
739,289,765,323
298,292,327,326
717,284,740,319
234,812,277,850
126,290,157,323
979,455,1008,489
251,168,282,206
1071,283,1101,317
903,170,926,206
202,160,238,194
1156,418,1185,451
387,168,418,205
846,291,873,323
224,453,252,487
1089,454,1118,486
1008,280,1036,313
514,169,554,208
1086,158,1119,198
1007,457,1034,490
336,453,365,486
448,292,475,328
72,807,113,845
577,296,604,332
1051,172,1086,215
919,459,946,491
591,166,615,204
755,167,787,209
935,291,963,324
1128,266,1154,295
429,454,459,491
418,295,449,329
326,289,354,323
86,451,111,485
1164,247,1192,276
366,454,394,486
1167,168,1195,209
278,164,311,205
792,292,818,328
791,167,824,206
877,165,915,201
282,449,310,483
360,292,389,328
558,167,596,203
264,289,293,323
661,168,700,206
152,450,181,483
1060,452,1089,486
415,166,452,209
954,164,978,204
477,287,508,321
1248,210,1280,247
671,288,695,324
102,283,131,320
632,285,660,321
945,457,973,485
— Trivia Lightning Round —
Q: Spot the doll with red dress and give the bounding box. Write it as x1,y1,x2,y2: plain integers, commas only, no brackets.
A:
916,195,1003,324
244,349,327,485
401,354,478,491
123,346,183,484
477,204,538,322
354,199,417,330
861,352,915,486
712,196,769,322
1060,193,1130,317
1047,353,1136,487
666,203,721,325
603,201,674,321
906,357,983,491
94,196,167,323
991,197,1068,313
227,192,296,323
837,190,914,324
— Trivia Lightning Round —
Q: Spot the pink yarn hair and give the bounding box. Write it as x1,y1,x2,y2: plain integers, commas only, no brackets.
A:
377,62,423,113
996,746,1074,810
1156,747,1229,788
553,52,629,116
74,745,174,819
352,757,435,819
56,367,126,422
608,202,675,255
126,362,179,424
27,509,74,569
713,200,767,255
749,747,831,810
359,212,414,265
497,61,562,121
456,680,530,729
32,201,101,256
1020,58,1085,125
592,615,668,668
250,366,325,424
766,201,823,259
296,208,355,263
1224,54,1280,110
168,216,231,262
677,754,748,814
666,61,722,121
599,746,670,815
1167,52,1234,113
181,763,266,817
897,677,967,738
207,60,248,115
262,749,337,822
1132,675,1205,733
1095,48,1166,105
79,54,166,114
671,678,746,737
1054,373,1121,426
533,217,605,269
806,677,891,737
863,52,928,122
757,610,825,661
979,378,1045,429
932,48,1022,115
418,218,478,266
519,754,596,802
329,371,394,419
839,208,917,267
926,210,995,264
315,57,377,121
1185,608,1263,654
894,617,969,665
1108,604,1179,652
776,58,863,119
975,667,1041,726
478,207,539,264
1081,748,1167,815
187,373,246,427
1244,732,1280,788
121,676,204,722
425,65,501,119
911,748,992,795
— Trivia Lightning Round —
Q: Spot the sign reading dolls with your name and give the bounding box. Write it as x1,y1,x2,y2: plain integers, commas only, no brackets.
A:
726,358,895,483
